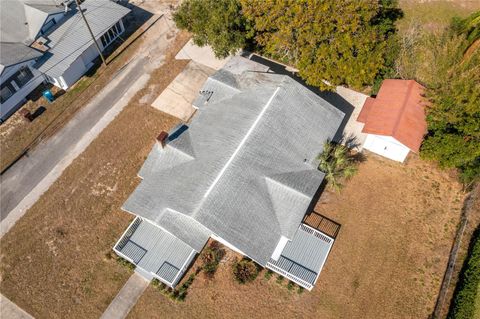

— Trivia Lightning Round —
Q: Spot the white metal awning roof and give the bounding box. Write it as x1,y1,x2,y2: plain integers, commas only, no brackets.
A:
266,223,334,290
114,217,197,287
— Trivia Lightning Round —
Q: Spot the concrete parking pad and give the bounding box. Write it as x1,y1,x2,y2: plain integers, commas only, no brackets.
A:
335,86,369,149
175,39,230,70
151,60,215,121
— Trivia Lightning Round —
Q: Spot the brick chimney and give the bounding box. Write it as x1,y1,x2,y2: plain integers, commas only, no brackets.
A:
156,131,169,149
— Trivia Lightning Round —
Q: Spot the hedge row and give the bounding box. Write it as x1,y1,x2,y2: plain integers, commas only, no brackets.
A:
448,227,480,319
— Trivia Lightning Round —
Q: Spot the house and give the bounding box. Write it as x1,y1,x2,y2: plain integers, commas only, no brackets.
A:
0,0,130,121
357,79,427,162
113,57,345,291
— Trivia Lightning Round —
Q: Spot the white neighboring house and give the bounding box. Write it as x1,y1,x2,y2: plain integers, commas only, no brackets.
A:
0,0,130,121
0,43,44,120
357,79,427,163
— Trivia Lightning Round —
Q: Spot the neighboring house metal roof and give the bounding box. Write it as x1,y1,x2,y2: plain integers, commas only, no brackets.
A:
124,58,345,266
357,79,427,152
0,42,42,72
34,0,130,78
114,217,196,286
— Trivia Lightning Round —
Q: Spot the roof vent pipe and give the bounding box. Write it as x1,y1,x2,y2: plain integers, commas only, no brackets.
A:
156,131,169,149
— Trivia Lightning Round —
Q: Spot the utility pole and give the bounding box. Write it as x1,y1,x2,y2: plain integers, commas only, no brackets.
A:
74,0,107,66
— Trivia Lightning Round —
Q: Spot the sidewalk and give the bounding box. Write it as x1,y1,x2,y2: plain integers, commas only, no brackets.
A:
0,294,34,319
100,272,150,319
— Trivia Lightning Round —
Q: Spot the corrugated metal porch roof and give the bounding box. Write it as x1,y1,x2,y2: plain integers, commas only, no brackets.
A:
114,217,197,287
267,224,334,290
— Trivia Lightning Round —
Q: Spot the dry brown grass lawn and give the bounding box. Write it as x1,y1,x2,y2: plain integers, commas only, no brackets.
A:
127,154,464,319
0,32,190,319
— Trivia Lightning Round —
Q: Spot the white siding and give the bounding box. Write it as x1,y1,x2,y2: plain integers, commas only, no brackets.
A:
363,134,410,162
58,55,88,89
1,62,44,120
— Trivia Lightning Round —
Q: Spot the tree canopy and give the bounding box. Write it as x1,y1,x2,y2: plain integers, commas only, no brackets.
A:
173,0,400,90
240,0,400,90
421,46,480,184
173,0,252,58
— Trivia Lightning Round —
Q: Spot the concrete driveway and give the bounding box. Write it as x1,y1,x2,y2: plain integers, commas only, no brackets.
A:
151,60,215,121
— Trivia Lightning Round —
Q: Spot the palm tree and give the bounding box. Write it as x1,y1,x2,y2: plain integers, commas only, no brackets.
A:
317,141,358,192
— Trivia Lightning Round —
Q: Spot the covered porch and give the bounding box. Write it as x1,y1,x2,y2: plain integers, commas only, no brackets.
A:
114,217,197,287
266,212,340,290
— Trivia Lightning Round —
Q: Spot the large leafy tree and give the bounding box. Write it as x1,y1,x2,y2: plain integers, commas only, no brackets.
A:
173,0,252,58
240,0,400,90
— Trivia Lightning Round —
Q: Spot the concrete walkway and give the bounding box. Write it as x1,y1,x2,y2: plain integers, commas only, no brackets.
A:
100,272,149,319
1,294,35,319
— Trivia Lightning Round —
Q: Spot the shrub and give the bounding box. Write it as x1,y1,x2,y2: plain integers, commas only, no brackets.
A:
276,274,284,285
297,286,304,294
232,259,259,284
200,241,226,278
116,256,135,271
152,273,197,302
448,227,480,319
287,281,295,291
264,269,273,280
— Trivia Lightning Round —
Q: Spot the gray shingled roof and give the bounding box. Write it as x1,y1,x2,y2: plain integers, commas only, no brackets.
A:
34,0,130,78
24,2,64,14
0,0,31,44
0,0,60,44
0,42,42,70
124,60,344,266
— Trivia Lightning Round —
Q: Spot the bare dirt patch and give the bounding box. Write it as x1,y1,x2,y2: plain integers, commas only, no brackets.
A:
127,154,464,319
0,31,190,319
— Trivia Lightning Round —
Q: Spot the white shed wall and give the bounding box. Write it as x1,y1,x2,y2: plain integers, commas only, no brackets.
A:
363,134,410,162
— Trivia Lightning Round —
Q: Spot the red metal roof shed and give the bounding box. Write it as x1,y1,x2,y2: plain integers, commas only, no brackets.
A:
357,79,427,152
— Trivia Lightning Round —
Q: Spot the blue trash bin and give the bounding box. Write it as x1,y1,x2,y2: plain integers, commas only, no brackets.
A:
43,89,54,103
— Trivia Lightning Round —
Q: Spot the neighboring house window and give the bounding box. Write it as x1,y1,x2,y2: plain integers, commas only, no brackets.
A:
41,19,56,35
0,66,34,103
15,67,34,87
100,21,123,49
0,84,15,103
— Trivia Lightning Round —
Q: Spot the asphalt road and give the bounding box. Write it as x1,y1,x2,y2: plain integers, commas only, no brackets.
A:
0,57,147,221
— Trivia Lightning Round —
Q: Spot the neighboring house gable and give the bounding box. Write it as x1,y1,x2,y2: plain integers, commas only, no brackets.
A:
0,42,42,75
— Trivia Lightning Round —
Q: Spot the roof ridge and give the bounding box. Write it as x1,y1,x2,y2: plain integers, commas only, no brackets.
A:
391,80,415,136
